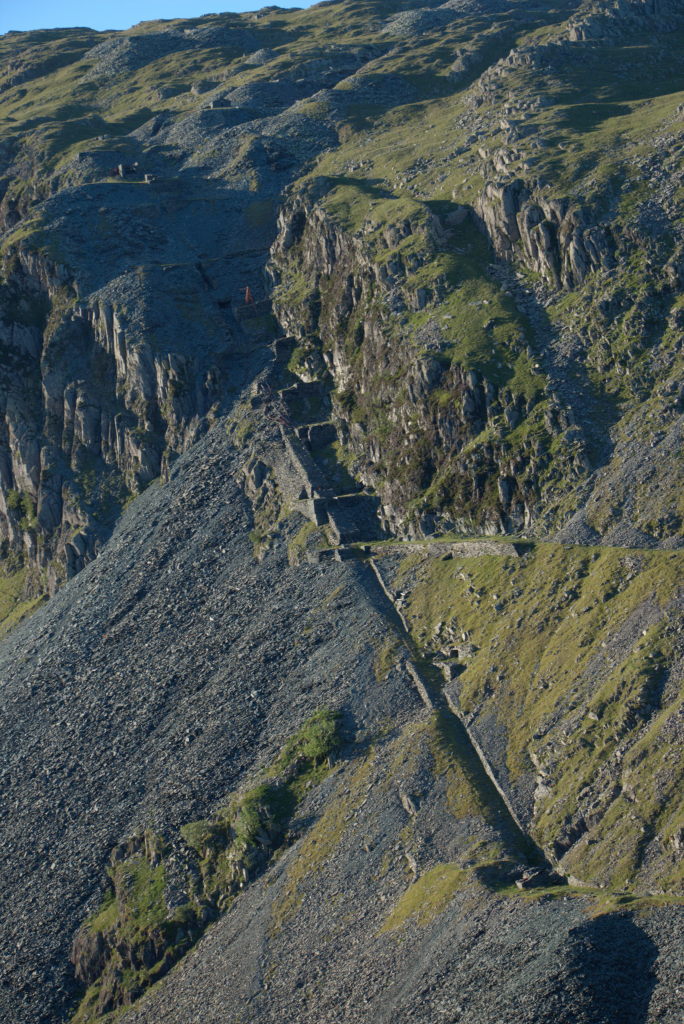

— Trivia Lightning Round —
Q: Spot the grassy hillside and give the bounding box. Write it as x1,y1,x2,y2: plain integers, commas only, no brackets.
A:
386,540,683,894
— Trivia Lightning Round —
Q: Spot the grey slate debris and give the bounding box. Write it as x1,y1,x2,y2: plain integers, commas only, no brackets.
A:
0,416,421,1023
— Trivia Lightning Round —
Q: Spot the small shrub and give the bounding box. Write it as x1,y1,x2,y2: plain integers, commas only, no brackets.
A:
5,489,21,512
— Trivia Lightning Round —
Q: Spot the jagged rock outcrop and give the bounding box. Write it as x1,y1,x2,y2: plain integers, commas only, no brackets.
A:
0,11,411,589
566,0,684,42
0,248,228,582
477,181,614,289
270,194,584,537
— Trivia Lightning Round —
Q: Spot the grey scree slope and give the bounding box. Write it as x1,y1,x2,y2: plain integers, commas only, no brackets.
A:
0,413,681,1024
0,419,418,1023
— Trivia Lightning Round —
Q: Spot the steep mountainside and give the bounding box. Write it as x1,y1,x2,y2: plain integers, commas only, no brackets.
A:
0,2,682,1023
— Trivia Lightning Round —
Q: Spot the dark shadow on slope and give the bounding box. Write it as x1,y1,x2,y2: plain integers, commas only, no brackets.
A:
425,198,621,486
516,295,621,470
566,912,658,1024
555,102,633,132
459,219,624,472
317,174,396,201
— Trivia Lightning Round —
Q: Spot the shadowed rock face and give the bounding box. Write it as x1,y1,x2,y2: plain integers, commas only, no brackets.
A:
0,2,682,1023
0,104,338,583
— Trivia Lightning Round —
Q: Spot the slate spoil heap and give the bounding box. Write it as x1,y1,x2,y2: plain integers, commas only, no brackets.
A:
0,2,682,1023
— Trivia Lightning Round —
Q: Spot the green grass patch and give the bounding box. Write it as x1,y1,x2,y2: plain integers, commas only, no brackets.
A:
373,635,402,681
0,562,46,637
397,541,684,893
268,707,341,781
72,709,342,1020
379,863,469,932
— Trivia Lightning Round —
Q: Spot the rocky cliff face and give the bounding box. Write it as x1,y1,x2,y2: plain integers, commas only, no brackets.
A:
0,247,230,584
476,181,615,289
270,195,583,537
566,0,684,42
0,7,358,586
265,0,684,547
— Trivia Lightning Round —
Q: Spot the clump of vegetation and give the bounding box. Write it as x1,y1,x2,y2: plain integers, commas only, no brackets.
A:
71,709,342,1021
373,635,402,681
72,833,178,1023
268,707,341,782
287,520,328,565
5,489,37,530
0,560,47,637
379,863,469,933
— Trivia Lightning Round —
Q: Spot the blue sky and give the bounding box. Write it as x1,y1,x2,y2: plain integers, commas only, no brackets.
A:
0,1,315,35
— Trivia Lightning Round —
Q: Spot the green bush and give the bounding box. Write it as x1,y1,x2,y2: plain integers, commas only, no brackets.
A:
271,707,341,775
5,489,21,512
5,489,37,529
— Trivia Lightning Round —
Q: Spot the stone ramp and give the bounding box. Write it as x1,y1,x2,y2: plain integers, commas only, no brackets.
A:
266,374,388,544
